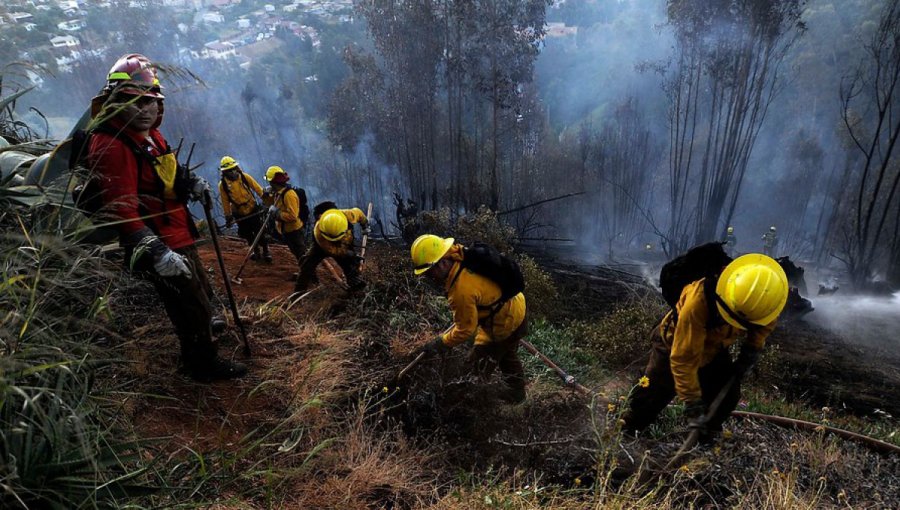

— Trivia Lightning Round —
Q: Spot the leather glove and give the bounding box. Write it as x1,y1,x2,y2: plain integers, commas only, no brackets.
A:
189,175,211,205
225,215,235,228
153,249,192,279
420,336,450,357
360,221,371,235
268,205,279,217
735,345,762,375
684,400,708,429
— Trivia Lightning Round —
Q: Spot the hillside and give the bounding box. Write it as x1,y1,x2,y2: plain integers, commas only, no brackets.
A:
78,236,898,508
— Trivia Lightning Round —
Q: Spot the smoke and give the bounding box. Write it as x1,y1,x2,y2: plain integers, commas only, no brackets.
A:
805,293,900,356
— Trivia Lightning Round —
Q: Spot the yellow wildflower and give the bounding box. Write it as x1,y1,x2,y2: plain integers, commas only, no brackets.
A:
619,395,627,401
382,386,389,394
639,376,650,388
607,403,617,412
574,477,582,486
722,429,733,439
679,465,691,474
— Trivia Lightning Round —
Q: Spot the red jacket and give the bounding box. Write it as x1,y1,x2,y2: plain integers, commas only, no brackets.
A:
88,123,195,250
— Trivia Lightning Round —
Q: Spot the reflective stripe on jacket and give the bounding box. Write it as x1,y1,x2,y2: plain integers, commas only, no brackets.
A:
313,207,366,257
660,279,775,402
440,244,526,347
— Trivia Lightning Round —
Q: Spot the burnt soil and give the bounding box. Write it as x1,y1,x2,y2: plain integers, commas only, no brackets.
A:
105,238,900,507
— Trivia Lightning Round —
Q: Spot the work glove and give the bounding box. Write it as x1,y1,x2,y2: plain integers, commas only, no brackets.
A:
360,221,371,235
268,205,279,217
420,336,450,357
153,249,192,279
225,215,235,228
189,175,211,206
734,345,762,375
684,400,708,430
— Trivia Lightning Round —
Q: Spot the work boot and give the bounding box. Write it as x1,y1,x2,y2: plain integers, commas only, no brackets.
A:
262,250,273,263
210,315,227,334
190,357,248,382
250,252,260,261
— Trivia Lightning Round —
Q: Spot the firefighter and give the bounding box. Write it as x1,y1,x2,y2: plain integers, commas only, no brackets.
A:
410,234,528,404
87,54,246,381
621,254,788,441
762,226,778,257
264,166,308,266
218,156,271,262
724,226,737,256
294,204,369,293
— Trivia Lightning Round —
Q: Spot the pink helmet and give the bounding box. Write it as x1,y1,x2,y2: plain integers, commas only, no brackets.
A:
103,53,164,99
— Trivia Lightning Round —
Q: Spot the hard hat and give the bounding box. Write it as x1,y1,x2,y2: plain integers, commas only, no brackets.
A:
716,254,788,330
103,53,164,99
219,156,239,171
410,234,454,275
265,165,288,183
769,226,776,232
319,209,349,241
727,226,734,234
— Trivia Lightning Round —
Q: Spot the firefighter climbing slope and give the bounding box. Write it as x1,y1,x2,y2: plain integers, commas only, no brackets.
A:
265,165,309,269
219,155,271,262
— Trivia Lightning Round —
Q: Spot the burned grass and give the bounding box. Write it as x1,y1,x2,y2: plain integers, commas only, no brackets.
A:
87,239,900,508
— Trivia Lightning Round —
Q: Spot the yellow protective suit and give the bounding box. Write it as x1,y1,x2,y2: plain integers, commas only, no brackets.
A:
440,245,527,347
660,279,775,402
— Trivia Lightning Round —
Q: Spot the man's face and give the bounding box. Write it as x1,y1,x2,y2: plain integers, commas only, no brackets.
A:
425,258,452,284
114,94,159,132
224,169,240,181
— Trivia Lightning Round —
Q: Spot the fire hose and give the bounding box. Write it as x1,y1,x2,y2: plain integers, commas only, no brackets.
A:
521,340,900,457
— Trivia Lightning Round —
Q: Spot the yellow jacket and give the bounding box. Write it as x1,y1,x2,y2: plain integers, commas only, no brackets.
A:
660,279,775,403
440,245,526,347
274,186,303,234
313,207,366,257
219,172,264,217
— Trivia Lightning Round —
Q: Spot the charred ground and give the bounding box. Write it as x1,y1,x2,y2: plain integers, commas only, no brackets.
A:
96,237,900,508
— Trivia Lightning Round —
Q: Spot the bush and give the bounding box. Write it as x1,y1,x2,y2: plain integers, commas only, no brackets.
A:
517,253,558,320
569,300,666,371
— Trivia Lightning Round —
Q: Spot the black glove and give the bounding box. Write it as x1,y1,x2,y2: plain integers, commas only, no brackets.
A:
420,336,450,357
735,345,762,375
684,400,708,430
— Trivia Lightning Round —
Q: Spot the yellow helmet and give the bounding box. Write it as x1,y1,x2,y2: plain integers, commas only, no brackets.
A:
410,234,454,275
716,254,788,330
219,156,239,171
265,165,287,182
319,209,349,241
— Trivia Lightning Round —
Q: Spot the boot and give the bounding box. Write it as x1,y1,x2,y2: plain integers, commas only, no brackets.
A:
210,315,227,334
250,251,260,261
190,357,248,382
262,248,273,263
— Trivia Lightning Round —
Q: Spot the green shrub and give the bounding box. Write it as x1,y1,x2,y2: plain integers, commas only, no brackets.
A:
569,300,666,371
517,253,558,320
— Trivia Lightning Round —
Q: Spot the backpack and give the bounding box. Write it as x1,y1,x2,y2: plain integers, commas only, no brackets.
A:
659,242,732,319
458,242,526,310
296,187,310,225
